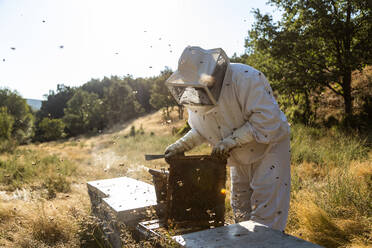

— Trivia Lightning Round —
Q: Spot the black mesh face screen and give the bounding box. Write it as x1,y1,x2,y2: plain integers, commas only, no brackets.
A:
169,86,214,105
209,54,228,103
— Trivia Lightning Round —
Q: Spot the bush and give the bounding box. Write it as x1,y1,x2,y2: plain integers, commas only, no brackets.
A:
103,80,142,125
129,125,136,137
63,90,105,136
43,175,71,199
0,107,14,139
138,124,145,135
38,118,65,141
0,139,17,153
0,88,34,143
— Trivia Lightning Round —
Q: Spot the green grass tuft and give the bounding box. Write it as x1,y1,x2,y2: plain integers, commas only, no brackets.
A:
291,124,369,167
0,149,77,191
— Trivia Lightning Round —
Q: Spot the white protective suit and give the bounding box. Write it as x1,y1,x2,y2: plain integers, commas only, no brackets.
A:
165,46,291,231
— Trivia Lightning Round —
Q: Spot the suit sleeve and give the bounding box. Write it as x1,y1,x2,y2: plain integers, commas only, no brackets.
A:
228,71,289,145
176,127,206,151
172,109,206,151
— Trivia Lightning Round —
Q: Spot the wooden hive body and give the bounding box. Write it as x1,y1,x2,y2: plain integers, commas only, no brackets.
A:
165,155,227,229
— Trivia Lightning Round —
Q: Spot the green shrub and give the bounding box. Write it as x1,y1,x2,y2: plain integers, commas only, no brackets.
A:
0,107,14,139
0,107,17,153
0,88,34,143
138,124,145,135
63,90,105,136
129,125,136,137
38,118,65,141
0,138,17,153
43,175,71,199
285,104,308,125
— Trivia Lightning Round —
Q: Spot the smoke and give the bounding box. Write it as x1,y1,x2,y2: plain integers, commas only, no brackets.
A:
92,150,126,170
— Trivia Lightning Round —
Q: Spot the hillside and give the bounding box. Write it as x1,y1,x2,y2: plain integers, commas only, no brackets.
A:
0,109,194,247
0,109,371,248
26,98,42,111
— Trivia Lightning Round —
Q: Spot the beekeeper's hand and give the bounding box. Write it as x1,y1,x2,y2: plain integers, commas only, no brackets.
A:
164,128,206,158
212,137,237,159
164,142,185,158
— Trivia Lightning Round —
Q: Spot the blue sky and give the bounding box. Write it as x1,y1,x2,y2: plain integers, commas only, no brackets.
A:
0,0,281,99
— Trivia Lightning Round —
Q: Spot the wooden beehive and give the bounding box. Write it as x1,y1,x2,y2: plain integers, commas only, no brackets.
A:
165,155,227,229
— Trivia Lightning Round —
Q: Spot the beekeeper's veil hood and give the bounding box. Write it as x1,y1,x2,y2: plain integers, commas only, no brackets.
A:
166,46,229,109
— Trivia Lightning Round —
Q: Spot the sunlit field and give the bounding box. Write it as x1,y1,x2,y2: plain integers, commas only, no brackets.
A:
1,0,371,247
0,109,371,247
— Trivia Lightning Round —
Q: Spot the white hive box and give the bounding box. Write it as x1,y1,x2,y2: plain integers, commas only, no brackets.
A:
87,177,158,247
88,177,323,248
172,220,323,248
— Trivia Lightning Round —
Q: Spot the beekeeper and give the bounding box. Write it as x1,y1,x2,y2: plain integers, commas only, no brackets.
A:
164,46,291,231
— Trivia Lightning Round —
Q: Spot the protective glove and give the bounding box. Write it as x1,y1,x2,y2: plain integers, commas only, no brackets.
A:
164,142,185,158
211,137,237,160
164,128,205,158
211,120,258,160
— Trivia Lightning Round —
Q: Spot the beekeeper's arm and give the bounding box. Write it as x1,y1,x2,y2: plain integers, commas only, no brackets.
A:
212,71,288,157
165,128,205,158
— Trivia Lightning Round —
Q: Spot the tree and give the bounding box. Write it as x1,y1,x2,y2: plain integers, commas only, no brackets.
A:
38,118,65,141
38,84,75,119
0,107,14,139
63,90,105,135
150,68,179,119
127,76,154,113
245,0,372,124
0,88,34,143
81,77,114,98
103,80,142,125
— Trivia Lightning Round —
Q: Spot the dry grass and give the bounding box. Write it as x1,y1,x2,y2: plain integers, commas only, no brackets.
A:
0,109,189,247
0,109,371,247
0,184,94,248
287,126,371,248
288,191,371,248
289,195,350,247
